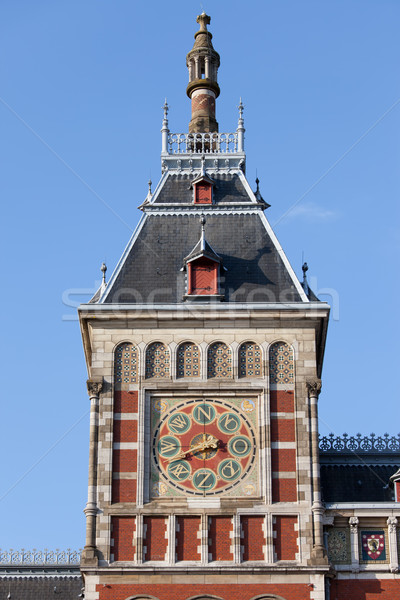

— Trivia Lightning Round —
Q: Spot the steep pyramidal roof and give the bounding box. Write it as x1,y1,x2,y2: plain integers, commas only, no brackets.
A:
96,13,312,307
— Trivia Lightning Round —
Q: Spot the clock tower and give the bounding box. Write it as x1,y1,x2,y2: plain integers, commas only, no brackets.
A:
79,13,330,600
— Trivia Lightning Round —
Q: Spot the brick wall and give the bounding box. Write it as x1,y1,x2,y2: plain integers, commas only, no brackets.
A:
241,516,265,561
143,516,168,561
97,583,311,600
208,516,233,561
111,516,135,562
176,516,201,561
330,579,400,599
273,515,298,561
270,390,297,502
112,391,138,503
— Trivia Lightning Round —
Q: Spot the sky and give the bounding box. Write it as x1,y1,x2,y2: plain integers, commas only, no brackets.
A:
1,0,399,551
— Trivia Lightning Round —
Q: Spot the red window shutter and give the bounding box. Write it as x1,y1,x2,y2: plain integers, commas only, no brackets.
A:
195,182,212,204
188,259,217,294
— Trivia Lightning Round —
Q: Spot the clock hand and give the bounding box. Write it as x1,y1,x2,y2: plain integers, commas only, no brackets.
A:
165,435,218,462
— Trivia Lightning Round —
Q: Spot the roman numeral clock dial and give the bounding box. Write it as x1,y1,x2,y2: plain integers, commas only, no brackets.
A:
151,398,258,498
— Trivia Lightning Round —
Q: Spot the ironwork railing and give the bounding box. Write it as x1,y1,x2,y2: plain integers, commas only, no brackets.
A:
319,433,400,453
0,548,81,566
168,132,238,154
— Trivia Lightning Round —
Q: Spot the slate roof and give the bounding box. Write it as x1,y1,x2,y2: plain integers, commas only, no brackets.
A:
151,173,255,206
321,464,399,503
0,575,83,600
101,172,307,304
102,212,303,304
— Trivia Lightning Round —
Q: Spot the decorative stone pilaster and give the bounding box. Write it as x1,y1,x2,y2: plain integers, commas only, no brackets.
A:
387,517,399,572
81,377,103,566
167,515,176,566
232,514,241,564
349,516,360,572
306,379,328,564
200,514,208,565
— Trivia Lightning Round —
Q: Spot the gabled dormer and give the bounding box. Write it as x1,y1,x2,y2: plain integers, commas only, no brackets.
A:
183,216,224,299
191,171,215,205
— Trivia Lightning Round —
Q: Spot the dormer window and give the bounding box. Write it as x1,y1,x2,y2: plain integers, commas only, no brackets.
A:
195,181,212,204
192,172,214,205
182,216,224,301
188,257,218,294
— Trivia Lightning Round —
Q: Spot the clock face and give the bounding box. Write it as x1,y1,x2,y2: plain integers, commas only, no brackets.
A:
151,397,258,498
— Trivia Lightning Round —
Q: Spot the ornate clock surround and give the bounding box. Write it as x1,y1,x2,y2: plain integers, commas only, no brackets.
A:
148,392,261,500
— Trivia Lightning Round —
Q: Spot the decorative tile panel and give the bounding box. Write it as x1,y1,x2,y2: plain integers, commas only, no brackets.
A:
145,342,170,379
114,343,138,386
360,530,387,562
327,528,350,564
239,342,262,378
269,342,294,384
176,342,200,378
207,342,232,379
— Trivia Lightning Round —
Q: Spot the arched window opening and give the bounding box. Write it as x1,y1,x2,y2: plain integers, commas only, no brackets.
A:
114,342,138,385
177,342,200,378
145,342,170,379
239,342,262,378
207,342,232,379
269,342,294,384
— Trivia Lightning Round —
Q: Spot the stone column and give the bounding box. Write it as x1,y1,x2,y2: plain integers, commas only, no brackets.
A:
306,379,328,564
387,517,399,573
82,377,103,565
349,516,360,572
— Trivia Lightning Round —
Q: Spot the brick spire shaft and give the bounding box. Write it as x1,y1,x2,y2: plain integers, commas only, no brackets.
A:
186,13,220,133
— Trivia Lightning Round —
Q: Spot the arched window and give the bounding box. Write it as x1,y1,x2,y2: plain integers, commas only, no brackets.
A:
239,342,262,378
145,342,170,379
269,342,294,384
114,342,138,385
177,342,200,378
207,342,232,378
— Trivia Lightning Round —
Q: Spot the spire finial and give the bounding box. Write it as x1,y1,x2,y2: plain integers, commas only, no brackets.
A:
238,98,244,120
200,215,206,250
196,12,211,32
237,98,245,152
162,99,169,122
148,179,152,194
302,261,309,281
302,262,309,296
161,100,169,154
101,262,107,286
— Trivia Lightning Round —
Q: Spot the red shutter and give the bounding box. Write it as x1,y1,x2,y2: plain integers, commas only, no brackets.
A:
188,258,217,294
195,182,212,204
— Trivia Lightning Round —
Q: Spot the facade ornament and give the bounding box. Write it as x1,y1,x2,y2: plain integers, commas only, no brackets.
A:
177,159,182,172
213,158,219,172
161,160,167,173
349,516,359,533
302,262,309,296
387,517,398,533
86,378,103,397
306,379,322,398
237,98,245,152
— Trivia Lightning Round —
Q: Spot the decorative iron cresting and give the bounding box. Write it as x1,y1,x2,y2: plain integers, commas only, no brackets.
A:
168,132,239,154
319,433,400,453
0,548,82,565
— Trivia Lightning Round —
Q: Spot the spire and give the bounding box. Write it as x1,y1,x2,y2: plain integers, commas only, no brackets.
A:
237,98,245,151
186,13,220,133
161,99,169,153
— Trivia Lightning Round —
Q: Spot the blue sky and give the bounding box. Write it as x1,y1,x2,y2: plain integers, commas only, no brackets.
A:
1,0,399,550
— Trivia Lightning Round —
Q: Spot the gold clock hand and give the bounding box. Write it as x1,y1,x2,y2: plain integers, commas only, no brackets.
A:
165,435,218,462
